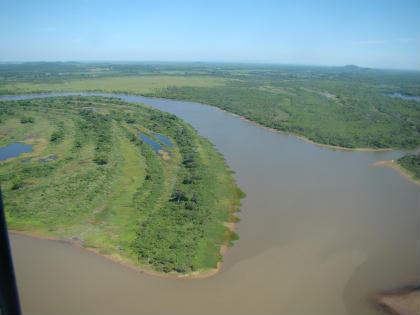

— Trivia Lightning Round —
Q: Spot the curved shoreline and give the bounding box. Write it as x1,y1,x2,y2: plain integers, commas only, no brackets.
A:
10,223,236,280
211,105,396,152
3,91,419,314
0,90,406,152
2,92,417,286
375,285,420,315
294,134,394,152
2,93,242,280
372,160,420,186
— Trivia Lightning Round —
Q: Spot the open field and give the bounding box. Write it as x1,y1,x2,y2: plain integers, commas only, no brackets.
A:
0,75,226,95
0,96,243,275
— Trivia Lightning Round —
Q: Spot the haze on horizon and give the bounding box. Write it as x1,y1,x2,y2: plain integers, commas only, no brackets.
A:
0,0,419,70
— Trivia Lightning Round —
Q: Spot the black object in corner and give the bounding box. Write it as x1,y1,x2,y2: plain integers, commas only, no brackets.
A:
0,188,22,315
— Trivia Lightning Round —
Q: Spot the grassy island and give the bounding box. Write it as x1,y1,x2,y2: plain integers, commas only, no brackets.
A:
0,96,243,275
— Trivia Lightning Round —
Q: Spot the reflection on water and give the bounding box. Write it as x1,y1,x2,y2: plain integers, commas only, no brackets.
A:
2,93,419,315
0,143,32,161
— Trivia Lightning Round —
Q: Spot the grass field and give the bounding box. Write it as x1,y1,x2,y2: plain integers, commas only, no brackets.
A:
0,96,243,275
0,75,226,95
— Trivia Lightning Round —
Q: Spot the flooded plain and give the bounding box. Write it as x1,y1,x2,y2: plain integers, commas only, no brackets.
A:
3,93,419,315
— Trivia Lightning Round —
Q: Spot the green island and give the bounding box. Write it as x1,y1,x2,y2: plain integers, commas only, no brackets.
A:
1,62,419,150
0,96,243,275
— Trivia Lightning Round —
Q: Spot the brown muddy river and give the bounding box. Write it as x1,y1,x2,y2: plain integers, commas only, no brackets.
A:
4,93,420,315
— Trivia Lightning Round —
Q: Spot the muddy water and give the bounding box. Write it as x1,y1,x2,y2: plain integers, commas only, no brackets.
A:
3,93,419,315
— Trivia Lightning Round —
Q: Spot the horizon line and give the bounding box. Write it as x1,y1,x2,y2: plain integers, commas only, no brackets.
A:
0,60,419,72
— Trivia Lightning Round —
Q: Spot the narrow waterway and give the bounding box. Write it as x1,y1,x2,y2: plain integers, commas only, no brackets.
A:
3,93,419,315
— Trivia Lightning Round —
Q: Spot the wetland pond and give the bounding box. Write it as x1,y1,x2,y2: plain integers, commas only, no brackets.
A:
2,93,419,315
139,132,172,155
139,133,162,153
0,143,32,161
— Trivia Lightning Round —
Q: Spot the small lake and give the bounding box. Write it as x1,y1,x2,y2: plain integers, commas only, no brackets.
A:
1,92,419,315
0,143,32,161
388,92,420,102
139,133,162,152
140,132,173,153
154,133,173,147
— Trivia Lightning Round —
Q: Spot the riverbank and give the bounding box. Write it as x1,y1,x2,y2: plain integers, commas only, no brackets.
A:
5,92,420,315
295,135,394,152
373,160,420,186
142,93,398,153
0,90,412,152
1,96,243,278
376,286,420,315
10,223,237,280
203,102,393,152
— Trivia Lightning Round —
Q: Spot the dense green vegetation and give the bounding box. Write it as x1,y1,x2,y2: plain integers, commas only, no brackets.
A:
397,153,420,181
1,62,419,149
0,96,243,274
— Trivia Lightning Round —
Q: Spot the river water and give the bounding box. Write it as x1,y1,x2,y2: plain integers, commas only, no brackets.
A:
2,93,419,315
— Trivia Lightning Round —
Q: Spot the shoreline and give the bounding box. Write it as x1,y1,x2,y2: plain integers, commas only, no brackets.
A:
0,90,406,153
294,134,394,152
157,97,397,152
3,93,243,280
372,160,420,186
375,285,420,315
213,107,394,152
10,221,236,280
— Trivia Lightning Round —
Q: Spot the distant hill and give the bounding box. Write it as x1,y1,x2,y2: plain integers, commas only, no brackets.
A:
343,64,370,71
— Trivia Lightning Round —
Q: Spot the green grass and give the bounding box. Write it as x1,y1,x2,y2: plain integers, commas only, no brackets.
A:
0,96,243,275
0,75,227,95
84,126,146,254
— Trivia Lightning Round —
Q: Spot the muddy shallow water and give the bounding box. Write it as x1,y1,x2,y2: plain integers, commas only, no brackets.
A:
3,93,419,315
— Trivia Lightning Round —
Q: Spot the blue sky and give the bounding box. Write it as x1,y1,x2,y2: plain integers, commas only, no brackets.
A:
0,0,419,69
